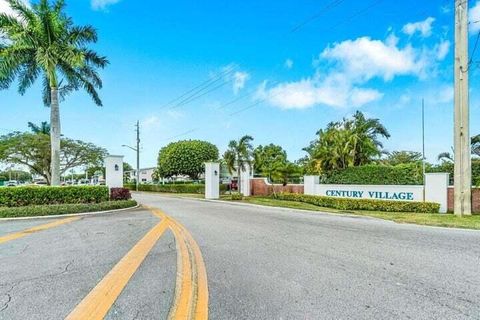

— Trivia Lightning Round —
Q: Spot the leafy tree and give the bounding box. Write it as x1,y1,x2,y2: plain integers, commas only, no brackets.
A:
253,144,287,181
438,134,480,162
0,0,108,186
223,135,254,191
28,121,50,134
271,161,301,186
0,170,31,181
0,132,107,184
383,151,423,166
303,111,390,174
157,140,219,179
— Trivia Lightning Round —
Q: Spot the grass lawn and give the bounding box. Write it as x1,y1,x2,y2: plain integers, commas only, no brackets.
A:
234,197,480,230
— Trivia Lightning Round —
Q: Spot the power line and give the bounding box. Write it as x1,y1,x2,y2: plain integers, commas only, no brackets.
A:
290,0,346,33
169,77,233,110
325,0,384,31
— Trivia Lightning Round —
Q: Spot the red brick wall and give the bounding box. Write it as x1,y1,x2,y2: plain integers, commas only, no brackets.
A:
447,187,480,212
250,178,304,196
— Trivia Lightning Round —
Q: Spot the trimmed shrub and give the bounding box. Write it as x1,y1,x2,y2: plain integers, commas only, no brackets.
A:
125,183,229,194
0,186,109,207
0,200,137,218
272,193,440,213
230,193,244,200
110,188,132,200
324,163,423,185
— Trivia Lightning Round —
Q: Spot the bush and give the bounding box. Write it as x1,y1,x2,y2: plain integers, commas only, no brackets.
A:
110,188,132,200
324,163,423,185
0,186,109,207
125,183,229,194
272,193,440,213
230,193,244,200
0,200,137,218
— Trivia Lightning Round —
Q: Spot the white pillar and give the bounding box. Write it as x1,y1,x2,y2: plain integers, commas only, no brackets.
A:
304,176,319,195
205,162,220,199
105,155,124,189
425,173,450,213
240,164,252,196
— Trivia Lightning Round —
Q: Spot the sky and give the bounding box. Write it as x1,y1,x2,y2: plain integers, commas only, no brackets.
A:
1,0,480,169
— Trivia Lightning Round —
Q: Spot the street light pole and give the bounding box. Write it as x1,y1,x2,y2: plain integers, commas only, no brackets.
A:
122,121,140,192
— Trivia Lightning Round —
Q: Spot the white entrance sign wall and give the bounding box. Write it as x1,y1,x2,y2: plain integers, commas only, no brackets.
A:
205,162,220,199
105,155,124,189
304,173,449,213
424,173,449,213
240,164,252,196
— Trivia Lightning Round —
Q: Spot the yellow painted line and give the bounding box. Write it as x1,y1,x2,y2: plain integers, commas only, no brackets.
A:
0,217,80,245
148,206,209,320
65,218,169,320
169,222,195,319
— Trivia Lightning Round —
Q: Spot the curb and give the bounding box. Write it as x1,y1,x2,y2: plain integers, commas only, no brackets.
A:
0,204,140,222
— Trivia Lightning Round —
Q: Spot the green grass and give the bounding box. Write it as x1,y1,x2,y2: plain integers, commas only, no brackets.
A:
236,197,480,230
0,200,138,218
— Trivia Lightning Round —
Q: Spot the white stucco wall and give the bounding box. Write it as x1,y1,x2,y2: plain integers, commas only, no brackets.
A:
205,162,220,199
105,155,124,189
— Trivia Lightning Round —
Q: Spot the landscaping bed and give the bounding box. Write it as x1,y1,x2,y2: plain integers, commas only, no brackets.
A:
0,200,137,218
125,183,228,194
234,197,480,230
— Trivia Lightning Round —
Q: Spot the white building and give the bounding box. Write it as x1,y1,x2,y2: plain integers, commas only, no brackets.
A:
126,167,156,183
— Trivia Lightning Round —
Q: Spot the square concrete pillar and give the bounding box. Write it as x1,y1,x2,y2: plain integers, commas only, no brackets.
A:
304,176,319,195
425,173,449,213
205,162,220,199
105,155,124,189
240,164,252,196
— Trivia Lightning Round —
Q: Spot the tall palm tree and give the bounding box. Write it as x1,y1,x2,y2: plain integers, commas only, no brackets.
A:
28,121,50,135
223,135,254,193
0,0,108,185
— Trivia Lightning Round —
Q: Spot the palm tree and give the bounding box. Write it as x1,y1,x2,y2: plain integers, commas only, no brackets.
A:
223,135,254,194
28,121,50,135
0,0,108,185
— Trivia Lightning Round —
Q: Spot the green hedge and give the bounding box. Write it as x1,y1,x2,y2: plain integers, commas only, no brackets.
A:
324,164,423,185
0,200,137,218
126,183,228,194
0,186,109,207
272,193,440,213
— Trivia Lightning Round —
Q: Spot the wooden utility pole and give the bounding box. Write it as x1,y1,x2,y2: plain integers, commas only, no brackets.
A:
454,0,471,216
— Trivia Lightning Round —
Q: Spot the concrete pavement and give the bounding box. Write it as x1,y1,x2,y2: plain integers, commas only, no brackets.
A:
0,193,479,319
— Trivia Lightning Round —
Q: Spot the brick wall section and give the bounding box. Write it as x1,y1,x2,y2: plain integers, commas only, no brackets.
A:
447,187,480,212
250,178,304,196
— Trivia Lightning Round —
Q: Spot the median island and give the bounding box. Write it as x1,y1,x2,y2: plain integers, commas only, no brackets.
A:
0,186,137,218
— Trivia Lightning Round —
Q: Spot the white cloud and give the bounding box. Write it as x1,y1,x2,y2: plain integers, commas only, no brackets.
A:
91,0,121,10
402,17,435,37
141,115,161,129
261,33,445,110
284,59,294,69
470,1,480,34
232,71,249,95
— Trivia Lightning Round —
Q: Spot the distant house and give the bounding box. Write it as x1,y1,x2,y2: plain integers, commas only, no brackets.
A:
126,167,157,183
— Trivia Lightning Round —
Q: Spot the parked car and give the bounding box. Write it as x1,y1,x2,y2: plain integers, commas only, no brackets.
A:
5,180,18,187
230,179,238,191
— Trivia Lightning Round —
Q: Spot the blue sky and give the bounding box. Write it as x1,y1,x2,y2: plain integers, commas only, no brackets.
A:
1,0,480,169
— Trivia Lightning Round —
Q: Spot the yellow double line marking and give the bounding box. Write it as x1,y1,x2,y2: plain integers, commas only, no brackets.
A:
0,217,80,245
66,206,208,320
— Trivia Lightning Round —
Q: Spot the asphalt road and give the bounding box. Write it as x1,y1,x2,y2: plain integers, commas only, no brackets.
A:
0,193,479,319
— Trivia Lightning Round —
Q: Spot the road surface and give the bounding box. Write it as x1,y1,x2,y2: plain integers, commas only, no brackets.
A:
0,192,479,319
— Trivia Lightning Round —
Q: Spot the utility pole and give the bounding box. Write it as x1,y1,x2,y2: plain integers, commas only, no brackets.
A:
422,98,426,201
454,0,471,216
136,120,140,192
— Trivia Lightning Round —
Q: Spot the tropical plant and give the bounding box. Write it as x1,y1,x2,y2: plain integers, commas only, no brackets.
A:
28,121,50,135
223,135,254,192
439,135,480,162
253,144,287,181
0,0,108,185
303,111,390,174
383,151,423,166
157,140,219,179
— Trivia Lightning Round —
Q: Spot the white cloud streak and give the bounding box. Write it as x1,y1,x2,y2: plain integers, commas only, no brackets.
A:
91,0,121,10
402,17,435,37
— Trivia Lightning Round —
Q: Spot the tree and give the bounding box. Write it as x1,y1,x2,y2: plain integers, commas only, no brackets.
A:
0,0,108,186
223,135,254,192
0,132,107,184
157,140,219,179
253,144,287,181
28,121,50,134
303,111,390,174
383,151,423,166
271,161,301,186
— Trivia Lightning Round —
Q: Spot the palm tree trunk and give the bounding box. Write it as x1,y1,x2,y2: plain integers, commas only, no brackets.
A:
50,87,61,186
